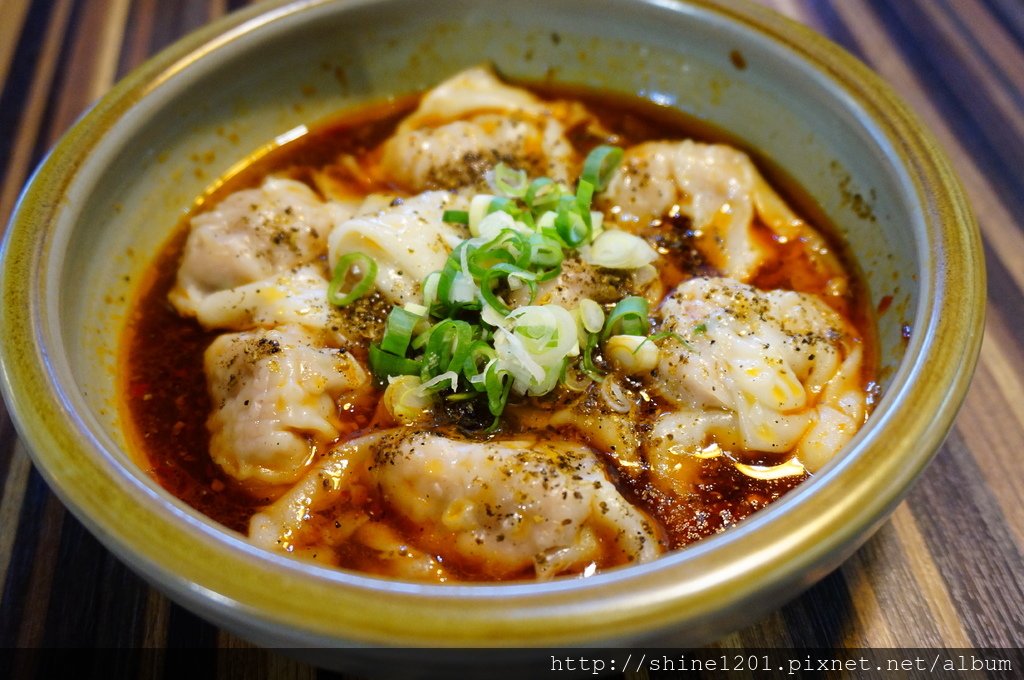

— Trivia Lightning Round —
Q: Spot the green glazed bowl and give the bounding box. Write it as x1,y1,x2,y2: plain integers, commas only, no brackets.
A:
0,0,983,662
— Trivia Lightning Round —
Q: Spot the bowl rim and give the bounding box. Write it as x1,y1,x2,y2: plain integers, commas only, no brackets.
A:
0,0,985,646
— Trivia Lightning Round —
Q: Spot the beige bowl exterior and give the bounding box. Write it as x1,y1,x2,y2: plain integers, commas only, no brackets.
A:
0,0,983,654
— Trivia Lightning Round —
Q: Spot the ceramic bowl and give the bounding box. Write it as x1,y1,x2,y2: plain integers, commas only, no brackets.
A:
0,0,983,663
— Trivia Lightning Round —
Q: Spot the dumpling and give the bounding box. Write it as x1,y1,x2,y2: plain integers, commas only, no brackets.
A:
601,141,827,282
191,264,386,348
170,177,351,316
648,277,865,474
787,340,865,471
375,433,662,579
249,432,452,580
204,324,369,484
327,191,467,305
249,430,663,581
192,265,343,336
378,67,582,191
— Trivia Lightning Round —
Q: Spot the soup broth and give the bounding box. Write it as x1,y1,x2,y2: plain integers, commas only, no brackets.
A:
122,69,875,581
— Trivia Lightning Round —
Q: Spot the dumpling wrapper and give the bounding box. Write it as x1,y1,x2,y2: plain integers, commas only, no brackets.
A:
327,191,467,305
171,177,353,317
601,140,842,284
378,67,583,191
250,431,663,580
204,324,368,484
649,277,865,477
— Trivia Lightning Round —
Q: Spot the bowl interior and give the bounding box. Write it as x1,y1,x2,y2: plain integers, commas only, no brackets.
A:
2,0,979,648
68,0,918,455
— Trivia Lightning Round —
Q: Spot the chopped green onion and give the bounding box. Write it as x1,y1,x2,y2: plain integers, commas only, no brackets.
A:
442,209,469,224
382,375,433,424
468,194,495,235
583,229,659,269
467,241,516,278
602,296,650,340
578,298,605,334
404,302,428,316
487,196,515,216
589,210,605,239
525,177,559,210
467,229,530,277
369,344,421,378
422,271,440,309
475,210,517,240
418,370,460,394
645,329,694,351
463,342,497,391
445,323,476,374
481,264,537,314
484,361,513,416
581,332,605,381
493,163,529,198
328,252,377,306
535,210,557,231
581,145,624,192
575,178,595,215
554,198,590,247
605,334,660,373
422,320,474,377
380,307,421,356
527,233,564,270
363,142,639,423
434,244,481,315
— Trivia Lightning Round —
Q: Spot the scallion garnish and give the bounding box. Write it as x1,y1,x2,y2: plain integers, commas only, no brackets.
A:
330,146,658,425
484,361,513,417
442,209,470,224
525,177,559,210
423,319,475,376
379,307,422,356
581,331,605,381
602,296,650,340
646,328,694,351
369,343,421,377
463,341,497,389
578,299,605,334
493,164,529,198
481,264,537,315
527,233,564,270
327,252,377,306
554,197,591,247
581,144,624,191
487,196,515,216
575,178,595,216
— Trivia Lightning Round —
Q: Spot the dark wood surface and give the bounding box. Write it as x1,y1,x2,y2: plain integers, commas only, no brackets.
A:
1,0,1022,671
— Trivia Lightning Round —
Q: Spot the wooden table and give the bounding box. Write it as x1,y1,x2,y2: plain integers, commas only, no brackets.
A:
1,0,1021,672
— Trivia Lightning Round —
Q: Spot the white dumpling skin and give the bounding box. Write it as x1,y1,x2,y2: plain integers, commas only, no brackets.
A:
204,324,368,484
790,343,865,471
248,431,453,580
650,277,865,472
373,432,662,579
602,141,816,282
249,430,663,580
379,67,580,191
191,265,354,349
171,177,350,316
327,191,466,305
